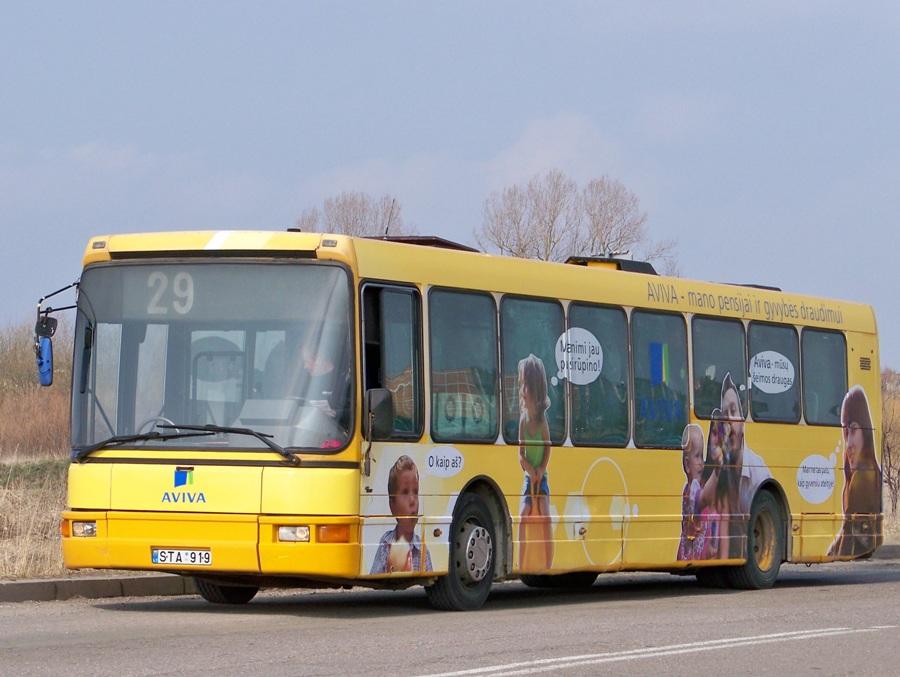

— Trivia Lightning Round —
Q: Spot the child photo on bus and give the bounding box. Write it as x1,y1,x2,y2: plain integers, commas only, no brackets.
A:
517,353,554,570
828,385,883,557
677,423,710,560
370,455,433,574
702,413,732,558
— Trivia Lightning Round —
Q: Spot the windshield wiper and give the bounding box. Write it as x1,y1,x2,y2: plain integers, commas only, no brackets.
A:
71,430,215,463
160,424,302,467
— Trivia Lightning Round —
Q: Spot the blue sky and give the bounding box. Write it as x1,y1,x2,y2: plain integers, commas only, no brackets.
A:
2,2,898,369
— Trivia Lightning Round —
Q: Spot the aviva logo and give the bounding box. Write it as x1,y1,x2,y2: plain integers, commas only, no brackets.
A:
162,467,207,504
174,467,193,488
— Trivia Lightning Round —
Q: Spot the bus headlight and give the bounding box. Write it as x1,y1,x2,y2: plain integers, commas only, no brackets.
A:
72,521,97,538
278,526,311,543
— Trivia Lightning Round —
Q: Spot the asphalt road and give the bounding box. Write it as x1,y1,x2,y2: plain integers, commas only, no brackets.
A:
2,559,899,677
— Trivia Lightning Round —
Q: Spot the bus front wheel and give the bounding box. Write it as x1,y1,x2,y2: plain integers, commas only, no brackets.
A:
426,493,495,611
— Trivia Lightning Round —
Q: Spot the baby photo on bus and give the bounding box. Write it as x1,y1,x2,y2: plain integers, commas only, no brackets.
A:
370,455,433,574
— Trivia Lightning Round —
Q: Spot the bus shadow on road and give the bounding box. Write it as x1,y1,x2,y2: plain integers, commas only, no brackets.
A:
93,561,899,620
87,571,750,618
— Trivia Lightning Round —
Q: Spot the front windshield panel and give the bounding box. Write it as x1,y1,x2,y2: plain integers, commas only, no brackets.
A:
71,260,354,453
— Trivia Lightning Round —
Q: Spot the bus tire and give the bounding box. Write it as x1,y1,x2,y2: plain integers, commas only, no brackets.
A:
195,578,259,604
425,493,495,611
727,491,784,590
521,572,598,589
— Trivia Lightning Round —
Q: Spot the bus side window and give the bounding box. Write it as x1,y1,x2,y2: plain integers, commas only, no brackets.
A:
632,310,689,447
429,289,498,443
748,322,800,423
362,285,424,438
569,303,629,447
801,329,847,426
691,317,747,419
500,296,566,446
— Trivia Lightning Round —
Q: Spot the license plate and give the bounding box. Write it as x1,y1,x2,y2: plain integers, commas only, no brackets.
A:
151,548,212,566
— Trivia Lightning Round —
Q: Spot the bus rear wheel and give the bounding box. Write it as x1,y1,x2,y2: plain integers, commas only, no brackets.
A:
727,491,784,590
195,578,259,604
426,493,495,611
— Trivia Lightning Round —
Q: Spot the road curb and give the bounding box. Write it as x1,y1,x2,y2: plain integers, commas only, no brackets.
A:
0,574,197,604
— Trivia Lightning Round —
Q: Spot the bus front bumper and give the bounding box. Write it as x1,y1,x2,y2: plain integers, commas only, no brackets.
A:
61,511,361,579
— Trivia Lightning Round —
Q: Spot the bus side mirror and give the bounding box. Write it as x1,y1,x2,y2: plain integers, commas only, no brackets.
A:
35,315,58,339
34,315,58,386
36,335,53,387
364,388,394,441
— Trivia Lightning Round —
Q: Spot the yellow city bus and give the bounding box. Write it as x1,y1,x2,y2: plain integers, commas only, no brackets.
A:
35,230,882,610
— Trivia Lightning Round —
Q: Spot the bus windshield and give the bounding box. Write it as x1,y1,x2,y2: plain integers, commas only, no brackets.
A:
71,260,354,454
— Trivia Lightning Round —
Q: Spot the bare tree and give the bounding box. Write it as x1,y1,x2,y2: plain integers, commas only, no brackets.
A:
479,184,531,258
578,177,679,275
882,368,899,514
297,191,415,237
475,170,678,274
477,171,579,261
577,176,644,256
529,170,580,262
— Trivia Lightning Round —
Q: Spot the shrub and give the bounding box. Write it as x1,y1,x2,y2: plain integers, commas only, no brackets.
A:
0,320,72,460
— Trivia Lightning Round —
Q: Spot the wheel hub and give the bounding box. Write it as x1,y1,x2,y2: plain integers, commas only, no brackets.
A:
459,522,493,584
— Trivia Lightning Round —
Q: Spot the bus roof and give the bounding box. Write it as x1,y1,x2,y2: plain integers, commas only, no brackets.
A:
82,230,877,334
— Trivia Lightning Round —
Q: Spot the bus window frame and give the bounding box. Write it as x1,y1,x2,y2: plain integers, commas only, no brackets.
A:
499,293,567,447
427,286,501,445
800,327,848,427
747,320,801,424
631,308,690,449
360,280,425,441
567,301,631,448
690,315,748,421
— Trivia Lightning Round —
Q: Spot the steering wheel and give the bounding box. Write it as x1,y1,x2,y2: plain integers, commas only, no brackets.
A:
137,416,179,434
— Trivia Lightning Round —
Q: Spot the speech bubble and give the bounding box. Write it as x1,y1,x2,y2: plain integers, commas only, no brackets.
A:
796,452,837,504
425,446,464,478
555,327,603,386
749,350,795,394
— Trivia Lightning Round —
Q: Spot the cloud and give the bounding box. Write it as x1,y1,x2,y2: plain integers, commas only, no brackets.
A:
484,113,623,188
0,139,283,229
38,141,151,173
635,90,729,145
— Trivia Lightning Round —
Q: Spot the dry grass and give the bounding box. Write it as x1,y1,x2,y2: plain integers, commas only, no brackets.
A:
0,320,73,579
0,319,72,463
0,388,71,462
0,460,68,579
